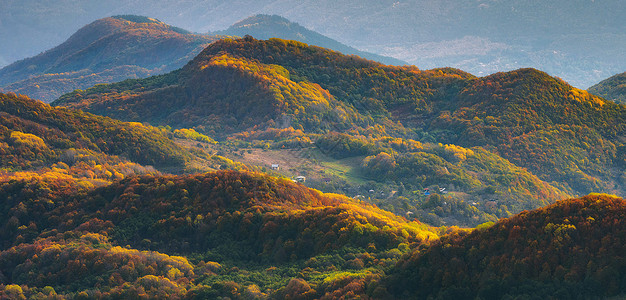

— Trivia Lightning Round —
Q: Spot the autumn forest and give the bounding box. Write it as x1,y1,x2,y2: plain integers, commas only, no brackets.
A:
1,11,625,300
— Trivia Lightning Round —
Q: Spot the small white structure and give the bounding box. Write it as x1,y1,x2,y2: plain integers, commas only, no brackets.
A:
295,176,306,183
271,164,280,170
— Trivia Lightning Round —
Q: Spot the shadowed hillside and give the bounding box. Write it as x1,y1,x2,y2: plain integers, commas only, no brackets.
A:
588,71,626,105
0,92,189,172
387,194,626,299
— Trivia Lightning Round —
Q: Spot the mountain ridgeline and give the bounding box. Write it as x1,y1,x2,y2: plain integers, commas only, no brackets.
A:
2,0,625,88
217,14,406,66
56,37,626,199
0,15,217,102
0,14,406,104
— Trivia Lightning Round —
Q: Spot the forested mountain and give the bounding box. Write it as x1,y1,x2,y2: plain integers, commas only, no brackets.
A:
588,72,626,105
2,2,625,298
1,2,624,298
218,14,406,66
387,194,626,299
55,37,626,201
0,169,438,298
0,15,217,102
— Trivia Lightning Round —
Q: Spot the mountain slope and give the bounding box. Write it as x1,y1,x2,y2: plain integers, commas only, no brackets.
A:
55,37,376,135
218,14,406,66
428,68,626,194
588,71,626,105
55,37,626,198
387,194,626,299
0,15,216,102
55,37,471,134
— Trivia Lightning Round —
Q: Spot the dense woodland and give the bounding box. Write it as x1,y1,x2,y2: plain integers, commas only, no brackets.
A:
0,170,440,299
55,37,626,224
1,33,626,299
0,92,189,171
1,168,624,298
387,194,626,299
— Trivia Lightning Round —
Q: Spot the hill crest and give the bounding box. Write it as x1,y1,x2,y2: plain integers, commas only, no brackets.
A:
387,194,626,298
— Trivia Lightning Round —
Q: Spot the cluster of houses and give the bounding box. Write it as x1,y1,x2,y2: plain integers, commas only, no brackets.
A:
423,187,448,195
270,163,306,183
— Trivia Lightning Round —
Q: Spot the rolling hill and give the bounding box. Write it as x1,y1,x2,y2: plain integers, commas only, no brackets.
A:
2,168,623,298
55,37,626,200
0,169,438,298
588,71,626,105
386,194,626,299
0,92,190,173
54,37,470,134
0,15,217,102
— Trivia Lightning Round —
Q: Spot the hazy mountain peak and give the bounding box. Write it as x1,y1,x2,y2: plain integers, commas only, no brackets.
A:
0,15,215,102
219,14,407,66
109,14,191,33
111,14,165,24
228,14,291,28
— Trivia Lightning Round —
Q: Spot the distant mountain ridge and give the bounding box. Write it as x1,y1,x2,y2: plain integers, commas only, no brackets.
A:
1,0,624,88
217,14,406,66
0,16,217,102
